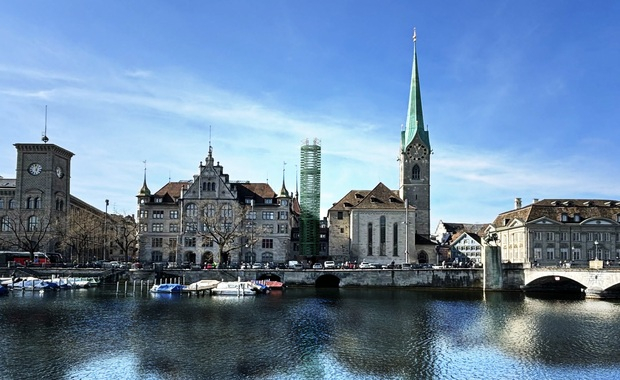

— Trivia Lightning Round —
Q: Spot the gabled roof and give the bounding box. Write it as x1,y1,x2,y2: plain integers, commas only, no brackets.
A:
235,183,276,203
329,182,408,211
492,198,620,227
451,231,482,245
155,181,189,200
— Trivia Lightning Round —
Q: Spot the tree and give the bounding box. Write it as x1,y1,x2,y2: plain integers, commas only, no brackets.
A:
110,214,138,263
196,201,253,265
0,208,56,261
57,208,103,264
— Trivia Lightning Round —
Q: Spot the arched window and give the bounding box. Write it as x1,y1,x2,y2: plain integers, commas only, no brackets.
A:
28,215,39,231
26,197,33,209
186,203,197,217
8,199,16,209
380,216,386,256
205,204,215,217
392,222,399,256
221,204,233,218
412,165,420,180
34,197,41,209
367,223,373,255
202,182,207,191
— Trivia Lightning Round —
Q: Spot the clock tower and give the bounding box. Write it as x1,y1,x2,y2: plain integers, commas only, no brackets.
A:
399,31,431,237
14,143,74,224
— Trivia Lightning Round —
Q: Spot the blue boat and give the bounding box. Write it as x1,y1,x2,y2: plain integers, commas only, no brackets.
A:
11,279,60,290
150,283,186,293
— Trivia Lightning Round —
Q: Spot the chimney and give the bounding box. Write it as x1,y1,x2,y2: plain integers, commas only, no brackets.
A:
533,198,539,204
515,197,522,209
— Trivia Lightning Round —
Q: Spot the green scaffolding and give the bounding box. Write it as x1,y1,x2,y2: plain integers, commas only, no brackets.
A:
299,139,321,256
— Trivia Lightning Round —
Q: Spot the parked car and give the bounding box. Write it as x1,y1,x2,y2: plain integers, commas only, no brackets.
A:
359,262,375,269
276,262,286,269
251,262,264,269
324,261,336,269
312,263,323,269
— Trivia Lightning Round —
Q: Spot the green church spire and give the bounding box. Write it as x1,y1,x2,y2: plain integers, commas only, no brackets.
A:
402,29,430,150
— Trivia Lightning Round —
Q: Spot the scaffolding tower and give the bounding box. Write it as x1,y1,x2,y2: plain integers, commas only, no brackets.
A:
299,138,321,256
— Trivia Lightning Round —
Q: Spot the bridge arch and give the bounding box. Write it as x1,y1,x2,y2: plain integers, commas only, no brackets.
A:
315,274,340,288
256,272,283,282
523,275,585,294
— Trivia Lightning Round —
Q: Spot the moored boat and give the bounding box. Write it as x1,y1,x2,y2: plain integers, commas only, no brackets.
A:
186,280,220,292
10,278,60,290
211,281,261,296
150,283,186,293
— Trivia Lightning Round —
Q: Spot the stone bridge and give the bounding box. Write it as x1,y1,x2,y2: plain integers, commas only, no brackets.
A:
521,267,620,298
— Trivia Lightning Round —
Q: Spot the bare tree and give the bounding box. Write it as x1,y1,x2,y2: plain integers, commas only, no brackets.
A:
196,201,253,265
109,214,138,263
0,208,56,261
57,208,103,264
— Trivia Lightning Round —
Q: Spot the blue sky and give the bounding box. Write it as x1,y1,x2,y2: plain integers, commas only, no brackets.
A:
1,1,619,231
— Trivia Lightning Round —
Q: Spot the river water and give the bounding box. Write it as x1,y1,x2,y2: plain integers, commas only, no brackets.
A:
1,286,619,380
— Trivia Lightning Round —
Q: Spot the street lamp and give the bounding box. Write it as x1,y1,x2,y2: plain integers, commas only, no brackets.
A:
104,199,109,261
594,240,599,261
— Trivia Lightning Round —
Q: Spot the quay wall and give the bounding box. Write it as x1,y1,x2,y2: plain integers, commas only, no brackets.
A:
134,268,484,289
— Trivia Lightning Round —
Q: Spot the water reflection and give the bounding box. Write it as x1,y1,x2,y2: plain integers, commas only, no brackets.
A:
1,287,620,379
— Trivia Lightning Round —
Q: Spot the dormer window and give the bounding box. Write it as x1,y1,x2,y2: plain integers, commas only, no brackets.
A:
574,213,581,222
561,213,568,222
265,199,273,204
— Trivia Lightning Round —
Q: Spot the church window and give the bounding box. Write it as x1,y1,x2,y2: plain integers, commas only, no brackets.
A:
412,165,420,180
380,216,386,256
202,182,207,191
393,223,399,256
26,197,33,209
8,199,15,209
367,223,373,255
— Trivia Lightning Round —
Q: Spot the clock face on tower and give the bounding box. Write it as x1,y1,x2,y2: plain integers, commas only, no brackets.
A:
56,166,64,178
28,163,43,176
406,143,428,160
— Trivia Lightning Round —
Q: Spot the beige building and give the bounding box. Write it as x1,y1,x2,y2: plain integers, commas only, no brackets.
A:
136,145,298,266
328,183,414,266
486,198,620,266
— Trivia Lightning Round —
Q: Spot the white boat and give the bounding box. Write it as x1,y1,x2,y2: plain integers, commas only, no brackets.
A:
68,277,100,288
186,280,220,292
211,281,260,296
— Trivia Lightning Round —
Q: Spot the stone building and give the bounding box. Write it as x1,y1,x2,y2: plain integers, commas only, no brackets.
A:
136,145,299,266
327,32,434,265
328,183,413,266
0,141,106,261
486,198,620,266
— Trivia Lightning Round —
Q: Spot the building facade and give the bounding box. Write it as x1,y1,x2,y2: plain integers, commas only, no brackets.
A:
136,146,298,266
1,142,108,263
328,183,414,266
486,198,620,266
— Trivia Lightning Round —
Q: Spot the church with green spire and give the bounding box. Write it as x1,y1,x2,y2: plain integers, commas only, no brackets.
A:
399,29,431,238
328,30,436,266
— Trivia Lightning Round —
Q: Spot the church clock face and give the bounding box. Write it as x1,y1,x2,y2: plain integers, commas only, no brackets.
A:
406,143,428,160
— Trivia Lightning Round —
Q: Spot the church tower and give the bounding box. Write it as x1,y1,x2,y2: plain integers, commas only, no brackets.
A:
399,30,431,237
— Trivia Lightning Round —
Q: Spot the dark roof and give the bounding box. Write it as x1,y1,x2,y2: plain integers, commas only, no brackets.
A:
235,183,277,203
329,182,408,211
492,198,620,227
441,222,488,236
